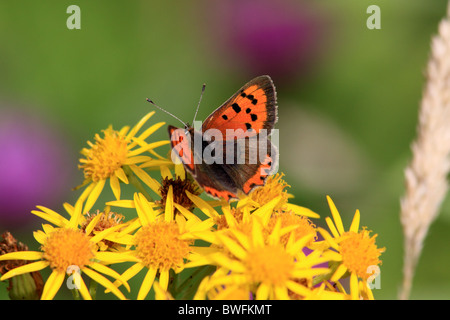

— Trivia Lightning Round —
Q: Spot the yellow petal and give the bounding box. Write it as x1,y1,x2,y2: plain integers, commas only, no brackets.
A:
34,206,70,226
137,268,157,300
326,196,345,235
209,253,246,273
317,227,340,251
30,210,65,228
33,230,47,245
110,174,121,200
128,140,170,157
325,217,340,240
186,191,219,217
252,196,282,225
74,182,96,211
350,272,359,300
0,251,43,262
274,285,290,300
251,218,265,248
331,263,348,283
285,203,320,219
85,211,104,236
256,283,270,300
106,262,144,293
217,234,247,261
174,163,185,179
159,270,170,290
126,111,155,141
134,193,150,226
82,267,127,300
90,223,126,244
165,185,174,222
89,262,130,292
349,209,360,233
106,199,136,208
291,268,330,279
115,167,129,184
286,280,312,298
140,159,174,168
84,180,105,214
160,165,173,179
41,270,65,300
95,251,139,264
129,164,162,195
0,260,48,281
174,203,202,223
77,277,92,300
124,155,153,165
136,121,166,142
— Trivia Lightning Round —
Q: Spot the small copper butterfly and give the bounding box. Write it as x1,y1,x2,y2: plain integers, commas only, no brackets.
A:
149,75,278,201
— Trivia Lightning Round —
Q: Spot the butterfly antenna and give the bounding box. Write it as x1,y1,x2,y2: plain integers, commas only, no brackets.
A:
146,98,188,128
192,83,206,124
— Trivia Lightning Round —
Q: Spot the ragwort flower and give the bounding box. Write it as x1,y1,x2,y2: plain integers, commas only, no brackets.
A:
0,201,130,300
77,111,170,212
318,196,385,300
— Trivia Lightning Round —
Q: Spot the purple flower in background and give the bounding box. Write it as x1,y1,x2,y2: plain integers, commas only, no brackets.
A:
0,107,75,228
206,0,328,83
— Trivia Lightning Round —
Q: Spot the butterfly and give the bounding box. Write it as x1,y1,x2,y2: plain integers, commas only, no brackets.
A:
150,75,278,201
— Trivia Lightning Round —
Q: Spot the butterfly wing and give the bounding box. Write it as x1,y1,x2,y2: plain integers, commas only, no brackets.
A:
168,125,196,174
192,162,239,201
201,75,277,139
169,125,239,200
220,136,278,195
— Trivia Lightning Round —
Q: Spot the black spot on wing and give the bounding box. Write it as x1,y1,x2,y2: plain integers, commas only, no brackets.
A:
232,103,241,113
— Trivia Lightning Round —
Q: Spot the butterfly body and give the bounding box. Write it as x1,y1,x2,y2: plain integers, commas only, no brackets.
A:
169,75,278,201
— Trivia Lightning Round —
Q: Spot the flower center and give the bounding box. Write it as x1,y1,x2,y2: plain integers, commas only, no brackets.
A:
339,230,383,280
158,177,200,211
135,221,192,271
43,229,95,272
81,210,125,249
245,244,294,286
248,173,290,208
79,127,128,182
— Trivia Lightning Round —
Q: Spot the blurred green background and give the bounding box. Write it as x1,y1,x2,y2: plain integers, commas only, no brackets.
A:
1,0,449,299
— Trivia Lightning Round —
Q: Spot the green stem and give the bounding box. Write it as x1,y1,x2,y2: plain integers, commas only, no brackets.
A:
123,165,154,202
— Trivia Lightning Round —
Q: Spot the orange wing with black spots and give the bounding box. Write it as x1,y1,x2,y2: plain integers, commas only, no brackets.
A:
201,75,277,139
168,125,195,173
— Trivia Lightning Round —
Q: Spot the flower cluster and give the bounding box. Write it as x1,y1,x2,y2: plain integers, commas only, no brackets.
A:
0,112,384,300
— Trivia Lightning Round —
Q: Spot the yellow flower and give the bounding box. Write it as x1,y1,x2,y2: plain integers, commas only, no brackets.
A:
241,173,320,219
80,209,126,251
106,187,215,300
188,215,330,300
318,196,385,300
77,111,170,213
156,164,202,212
0,202,130,300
